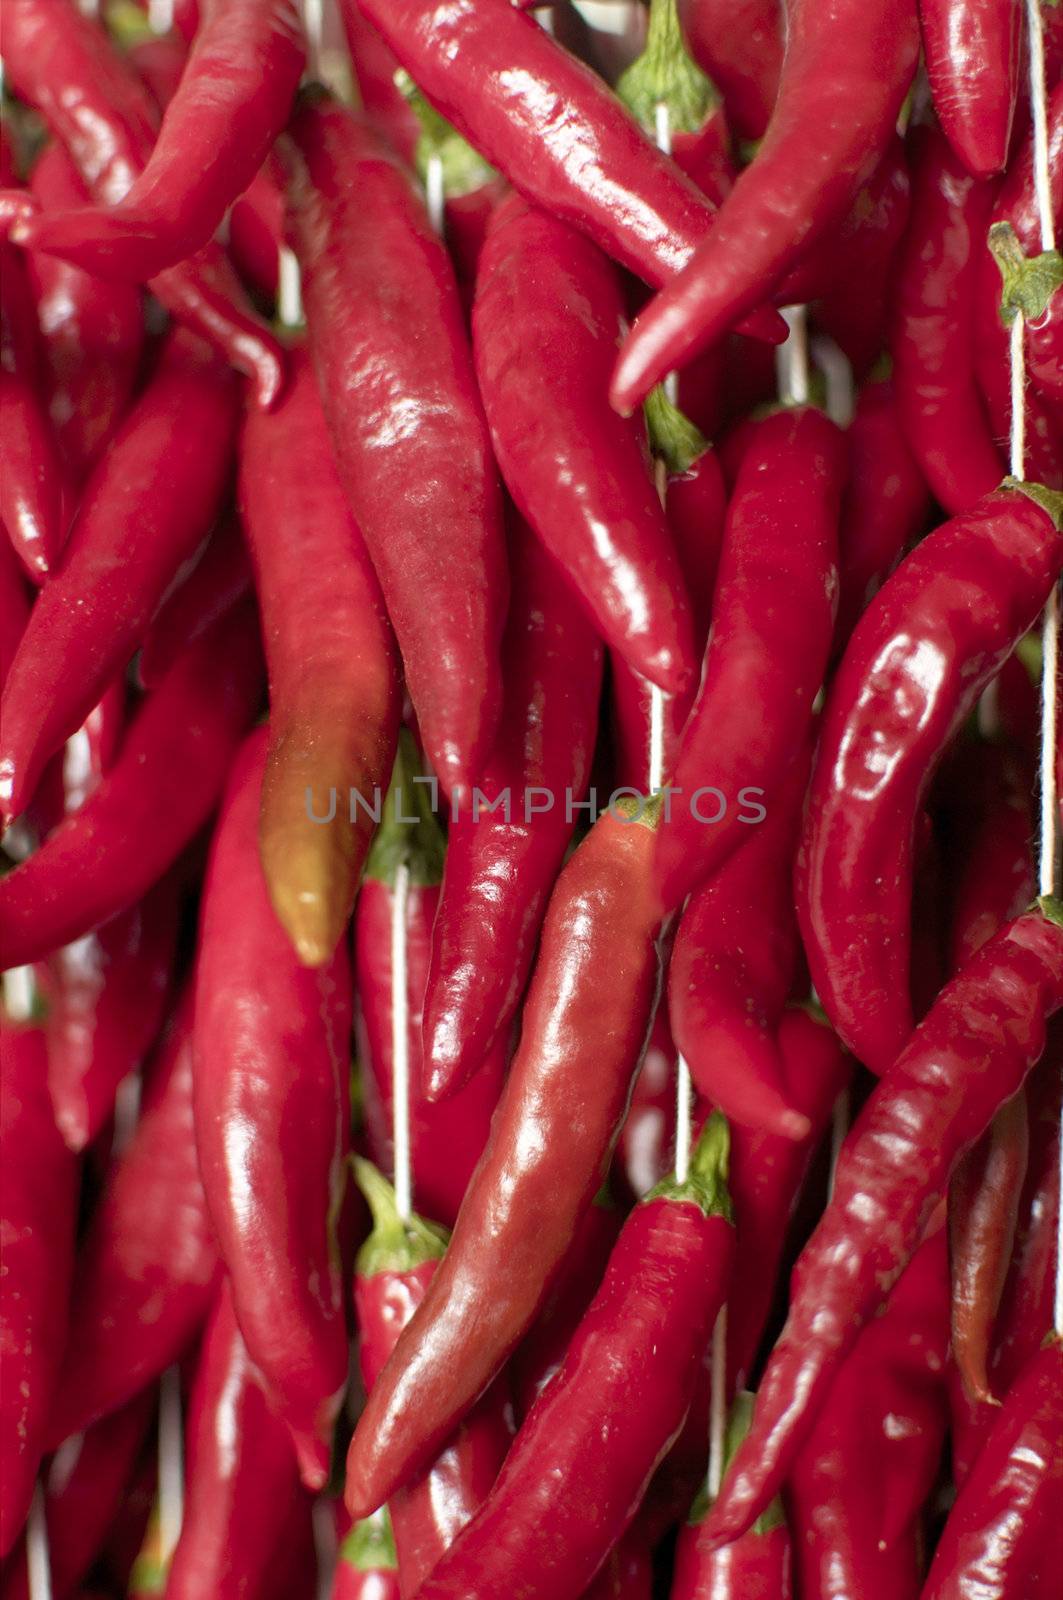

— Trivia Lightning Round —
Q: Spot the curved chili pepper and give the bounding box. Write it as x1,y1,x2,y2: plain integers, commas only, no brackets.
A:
414,1116,734,1600
286,90,507,802
918,0,1021,179
941,738,1035,973
676,0,781,141
473,192,696,695
654,404,843,911
137,514,251,691
796,482,1063,1075
333,1510,402,1600
0,600,262,971
227,151,285,302
700,901,1063,1550
610,0,919,411
128,29,189,113
345,796,663,1519
194,727,352,1490
423,516,603,1099
241,346,400,966
338,0,420,162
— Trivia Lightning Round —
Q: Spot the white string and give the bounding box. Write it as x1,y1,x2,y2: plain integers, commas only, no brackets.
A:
26,1485,51,1600
2,965,36,1020
391,859,413,1221
301,0,325,79
426,154,446,237
1009,315,1027,480
1027,0,1056,256
278,247,304,329
777,306,810,405
147,0,175,32
157,1365,184,1565
706,1307,728,1497
810,334,855,428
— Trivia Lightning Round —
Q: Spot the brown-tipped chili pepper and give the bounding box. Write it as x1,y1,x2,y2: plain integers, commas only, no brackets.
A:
194,727,352,1491
355,737,505,1229
241,346,401,966
0,1015,78,1559
676,0,781,141
918,0,1021,179
26,0,305,279
137,514,251,691
609,0,919,411
891,121,1005,514
0,600,262,970
333,1510,402,1600
45,988,219,1447
699,901,1063,1550
344,796,664,1519
795,483,1063,1075
414,1116,734,1600
654,405,843,912
422,515,603,1099
0,329,238,826
286,90,507,801
473,192,696,696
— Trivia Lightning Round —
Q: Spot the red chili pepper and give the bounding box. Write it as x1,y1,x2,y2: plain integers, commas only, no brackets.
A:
337,0,420,163
941,739,1035,973
0,600,262,971
609,0,920,411
414,1116,734,1600
137,514,252,691
0,1014,78,1559
654,405,843,912
227,151,286,302
332,1510,402,1600
676,0,781,141
700,901,1063,1549
423,516,603,1099
345,796,663,1519
796,483,1063,1075
194,727,352,1490
286,90,508,801
128,29,189,113
131,0,200,42
473,193,697,695
918,0,1021,179
0,536,31,694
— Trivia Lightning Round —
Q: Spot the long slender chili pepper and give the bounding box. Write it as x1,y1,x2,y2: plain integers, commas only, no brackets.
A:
795,482,1063,1075
676,0,781,141
699,901,1063,1549
227,151,286,302
0,537,30,694
241,346,400,965
286,89,508,801
26,0,305,279
345,797,663,1519
0,600,262,970
654,405,843,911
333,1510,402,1600
127,26,189,113
194,727,352,1490
918,0,1021,179
137,514,251,690
940,738,1035,972
609,0,920,411
473,193,696,695
414,1116,734,1600
0,329,238,826
337,0,420,163
423,515,603,1099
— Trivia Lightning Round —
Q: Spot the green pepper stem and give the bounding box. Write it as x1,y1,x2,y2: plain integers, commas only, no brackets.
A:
364,728,446,887
352,1156,449,1276
616,0,717,137
644,384,709,474
644,1108,733,1221
988,223,1063,326
339,1506,399,1573
687,1391,786,1534
394,69,496,198
1004,477,1063,530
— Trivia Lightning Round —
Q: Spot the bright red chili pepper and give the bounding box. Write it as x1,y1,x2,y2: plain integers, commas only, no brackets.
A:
918,0,1021,179
699,901,1063,1549
796,483,1063,1075
423,515,603,1100
137,514,251,691
344,797,663,1519
194,726,352,1490
286,89,508,802
333,1510,402,1600
676,0,781,141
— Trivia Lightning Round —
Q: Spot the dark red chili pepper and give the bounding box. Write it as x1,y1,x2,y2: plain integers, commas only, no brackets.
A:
332,1510,402,1600
700,901,1063,1549
940,738,1035,975
414,1115,734,1600
423,515,603,1100
582,1536,654,1600
0,536,31,694
137,514,251,691
128,28,189,113
226,150,286,302
241,346,401,966
654,405,843,912
0,600,262,971
194,727,352,1490
345,796,663,1519
286,90,508,802
676,0,781,141
796,482,1063,1075
918,0,1021,179
610,0,919,411
337,0,420,163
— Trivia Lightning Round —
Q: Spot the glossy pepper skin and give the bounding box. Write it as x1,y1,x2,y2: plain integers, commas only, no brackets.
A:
0,1019,78,1558
0,329,238,826
0,600,262,970
655,406,843,912
345,799,664,1519
676,0,781,141
194,728,352,1491
0,537,31,694
26,0,305,279
796,484,1063,1075
610,0,920,410
333,1511,402,1600
918,0,1021,179
287,91,507,802
414,1118,735,1600
472,194,696,696
137,514,252,691
700,903,1063,1550
422,516,603,1099
241,347,401,966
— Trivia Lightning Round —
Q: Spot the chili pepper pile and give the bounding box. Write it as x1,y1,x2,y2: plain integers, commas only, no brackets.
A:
2,1,1063,1597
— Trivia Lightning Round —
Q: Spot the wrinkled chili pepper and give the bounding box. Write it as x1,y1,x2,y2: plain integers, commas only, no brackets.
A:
796,482,1063,1075
345,795,663,1519
918,0,1021,179
699,901,1063,1549
287,89,507,802
194,727,352,1490
137,514,251,691
241,346,400,965
676,0,781,141
333,1510,402,1600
